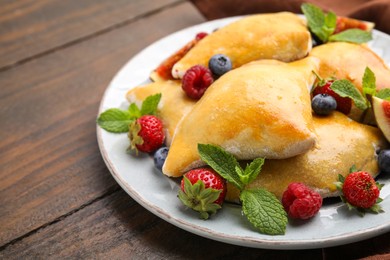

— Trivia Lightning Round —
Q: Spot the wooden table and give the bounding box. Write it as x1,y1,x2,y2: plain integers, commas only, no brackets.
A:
1,0,389,259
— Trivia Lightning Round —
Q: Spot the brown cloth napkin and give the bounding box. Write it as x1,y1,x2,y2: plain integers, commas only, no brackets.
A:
189,0,390,34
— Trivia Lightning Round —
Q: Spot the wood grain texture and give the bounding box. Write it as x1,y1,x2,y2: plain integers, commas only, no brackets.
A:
0,189,324,259
0,1,205,247
0,0,182,70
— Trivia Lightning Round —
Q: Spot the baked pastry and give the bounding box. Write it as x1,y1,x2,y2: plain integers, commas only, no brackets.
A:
226,112,388,202
163,57,319,177
310,42,390,121
126,80,196,146
172,12,312,79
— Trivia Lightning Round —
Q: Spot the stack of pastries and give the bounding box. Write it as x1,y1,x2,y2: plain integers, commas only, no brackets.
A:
126,12,390,202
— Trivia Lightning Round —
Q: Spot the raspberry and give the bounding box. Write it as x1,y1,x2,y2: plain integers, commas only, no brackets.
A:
182,65,214,99
282,182,323,220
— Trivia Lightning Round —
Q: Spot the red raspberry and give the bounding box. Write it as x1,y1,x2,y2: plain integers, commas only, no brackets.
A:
179,168,226,219
128,115,165,153
342,171,380,209
282,183,323,220
182,65,214,99
312,81,352,115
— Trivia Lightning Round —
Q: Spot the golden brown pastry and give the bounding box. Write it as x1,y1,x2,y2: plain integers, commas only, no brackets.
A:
310,42,390,121
226,112,388,202
172,12,312,79
126,80,196,146
163,57,319,177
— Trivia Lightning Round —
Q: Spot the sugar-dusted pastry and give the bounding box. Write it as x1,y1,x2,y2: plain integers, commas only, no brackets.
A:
310,42,390,121
163,57,319,177
126,80,196,146
172,12,312,79
226,112,388,202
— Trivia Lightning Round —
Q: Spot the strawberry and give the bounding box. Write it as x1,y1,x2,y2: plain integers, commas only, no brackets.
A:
178,168,226,219
312,80,352,115
336,170,383,215
281,182,323,220
128,115,165,153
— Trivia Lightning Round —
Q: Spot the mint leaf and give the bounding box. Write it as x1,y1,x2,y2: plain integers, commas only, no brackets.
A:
140,93,161,116
330,79,368,110
198,144,244,190
329,29,372,43
301,3,327,42
240,158,265,186
322,11,337,39
97,108,133,133
376,89,390,100
241,189,287,235
128,103,141,119
362,67,376,96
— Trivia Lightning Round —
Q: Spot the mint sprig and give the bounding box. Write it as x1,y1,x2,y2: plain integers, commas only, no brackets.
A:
198,144,287,235
330,79,368,110
301,3,372,44
97,93,161,133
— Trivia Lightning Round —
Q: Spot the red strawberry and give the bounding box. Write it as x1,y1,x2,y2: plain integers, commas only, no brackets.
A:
128,115,165,153
336,171,383,214
281,182,323,220
182,65,214,99
312,80,352,115
178,168,226,219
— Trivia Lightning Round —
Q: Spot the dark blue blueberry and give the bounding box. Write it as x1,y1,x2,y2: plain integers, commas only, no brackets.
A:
208,54,232,77
378,149,390,173
154,147,169,171
311,94,337,115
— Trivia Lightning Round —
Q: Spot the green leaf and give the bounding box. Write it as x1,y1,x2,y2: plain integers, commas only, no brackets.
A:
330,79,368,110
140,93,161,116
349,165,358,173
240,158,265,186
301,4,324,33
128,103,141,119
240,189,287,235
362,67,377,96
322,11,337,39
97,108,133,133
376,89,390,100
178,177,222,220
198,144,244,190
329,29,373,43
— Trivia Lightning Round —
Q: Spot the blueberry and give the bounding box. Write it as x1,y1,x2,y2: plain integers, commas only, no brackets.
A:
154,147,169,171
311,94,337,115
208,54,232,77
378,149,390,173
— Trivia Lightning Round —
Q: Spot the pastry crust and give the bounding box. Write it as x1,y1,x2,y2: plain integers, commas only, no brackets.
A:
172,12,312,79
226,112,388,202
163,57,319,177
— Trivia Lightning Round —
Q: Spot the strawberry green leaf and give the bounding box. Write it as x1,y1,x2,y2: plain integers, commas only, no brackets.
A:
241,189,287,235
97,108,133,133
329,29,372,44
376,88,390,100
330,79,368,110
198,144,244,190
178,177,222,220
349,165,358,173
362,67,376,96
140,93,161,116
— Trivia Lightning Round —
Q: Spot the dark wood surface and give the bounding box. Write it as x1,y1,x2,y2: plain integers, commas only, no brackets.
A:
0,1,389,259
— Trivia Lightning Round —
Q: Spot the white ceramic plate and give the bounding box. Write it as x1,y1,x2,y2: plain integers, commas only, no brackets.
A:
97,16,390,249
